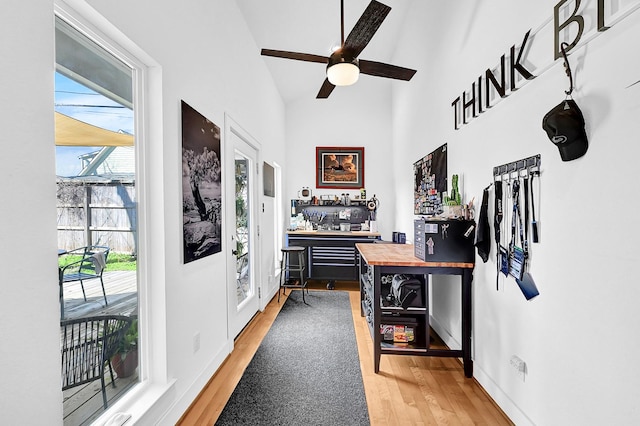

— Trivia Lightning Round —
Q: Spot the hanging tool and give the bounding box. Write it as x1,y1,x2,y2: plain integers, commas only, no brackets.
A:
522,174,530,259
474,184,491,263
530,171,539,243
509,179,519,257
494,181,505,289
508,179,525,281
515,172,539,300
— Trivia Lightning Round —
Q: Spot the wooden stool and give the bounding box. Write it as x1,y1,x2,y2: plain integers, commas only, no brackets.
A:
279,246,308,304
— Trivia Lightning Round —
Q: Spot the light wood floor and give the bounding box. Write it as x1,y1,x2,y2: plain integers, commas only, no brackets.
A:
178,282,513,425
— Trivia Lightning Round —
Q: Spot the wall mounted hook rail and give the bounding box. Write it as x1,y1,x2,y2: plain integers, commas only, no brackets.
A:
493,154,541,181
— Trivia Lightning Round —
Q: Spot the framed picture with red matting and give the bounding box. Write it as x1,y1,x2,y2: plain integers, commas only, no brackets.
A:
316,146,364,189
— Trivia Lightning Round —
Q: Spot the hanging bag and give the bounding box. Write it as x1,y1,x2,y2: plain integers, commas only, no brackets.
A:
390,274,423,309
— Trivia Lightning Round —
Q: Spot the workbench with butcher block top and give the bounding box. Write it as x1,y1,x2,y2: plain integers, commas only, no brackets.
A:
356,243,475,377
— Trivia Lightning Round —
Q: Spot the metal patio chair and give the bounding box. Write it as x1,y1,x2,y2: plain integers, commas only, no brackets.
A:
59,245,110,318
60,315,132,410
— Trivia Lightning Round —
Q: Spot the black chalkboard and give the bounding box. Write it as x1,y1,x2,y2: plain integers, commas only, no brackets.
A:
413,143,447,215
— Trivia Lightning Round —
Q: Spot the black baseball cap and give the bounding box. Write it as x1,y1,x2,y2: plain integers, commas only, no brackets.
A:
542,99,588,161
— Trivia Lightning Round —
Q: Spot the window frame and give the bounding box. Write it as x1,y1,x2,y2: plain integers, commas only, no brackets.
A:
54,1,171,421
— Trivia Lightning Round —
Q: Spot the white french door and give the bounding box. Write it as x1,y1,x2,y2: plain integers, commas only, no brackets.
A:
226,116,261,339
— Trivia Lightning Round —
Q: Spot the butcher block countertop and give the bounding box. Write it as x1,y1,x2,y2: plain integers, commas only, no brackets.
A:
356,243,475,268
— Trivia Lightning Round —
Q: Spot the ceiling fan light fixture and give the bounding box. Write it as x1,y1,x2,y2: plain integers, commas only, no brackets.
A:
327,51,360,86
260,0,416,99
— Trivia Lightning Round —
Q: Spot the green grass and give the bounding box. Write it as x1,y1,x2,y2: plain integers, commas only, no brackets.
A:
105,253,137,271
59,252,137,271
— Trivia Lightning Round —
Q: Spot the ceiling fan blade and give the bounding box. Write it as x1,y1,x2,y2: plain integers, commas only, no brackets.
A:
261,49,328,64
343,0,391,58
359,60,417,81
316,79,336,99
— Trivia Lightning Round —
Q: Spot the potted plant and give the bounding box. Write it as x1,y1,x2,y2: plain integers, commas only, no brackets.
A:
443,174,463,217
112,318,138,378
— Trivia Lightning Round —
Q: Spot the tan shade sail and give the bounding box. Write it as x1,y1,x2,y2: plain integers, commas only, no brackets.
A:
55,112,134,147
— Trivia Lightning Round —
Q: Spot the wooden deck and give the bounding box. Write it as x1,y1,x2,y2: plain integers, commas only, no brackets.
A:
62,270,138,320
62,270,139,425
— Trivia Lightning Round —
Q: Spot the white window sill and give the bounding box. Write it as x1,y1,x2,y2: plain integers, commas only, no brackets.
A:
92,379,177,425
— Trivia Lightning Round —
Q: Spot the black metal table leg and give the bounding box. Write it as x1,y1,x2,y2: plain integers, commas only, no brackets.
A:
462,268,474,378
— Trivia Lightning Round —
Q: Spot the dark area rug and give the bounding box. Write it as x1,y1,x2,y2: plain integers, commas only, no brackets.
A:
215,290,370,426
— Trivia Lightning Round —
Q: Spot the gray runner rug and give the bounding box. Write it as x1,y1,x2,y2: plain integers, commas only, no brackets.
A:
215,290,370,426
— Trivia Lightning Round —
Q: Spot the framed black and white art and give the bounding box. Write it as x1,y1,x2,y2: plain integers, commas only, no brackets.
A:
181,100,222,263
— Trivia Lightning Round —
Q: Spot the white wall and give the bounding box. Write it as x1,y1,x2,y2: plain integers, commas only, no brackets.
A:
393,1,640,424
0,1,62,423
285,84,396,240
0,0,285,424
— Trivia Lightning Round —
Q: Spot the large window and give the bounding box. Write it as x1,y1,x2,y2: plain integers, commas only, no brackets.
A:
55,13,141,424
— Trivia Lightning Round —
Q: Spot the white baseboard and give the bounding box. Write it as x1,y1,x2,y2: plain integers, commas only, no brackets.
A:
429,315,533,426
473,364,535,426
429,314,461,350
156,340,233,424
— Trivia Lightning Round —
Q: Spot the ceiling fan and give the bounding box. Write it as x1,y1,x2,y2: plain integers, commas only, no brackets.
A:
261,0,417,99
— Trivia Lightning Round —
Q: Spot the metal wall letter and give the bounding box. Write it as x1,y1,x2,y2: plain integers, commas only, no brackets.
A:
510,30,535,90
554,0,585,59
451,96,461,130
598,0,610,31
451,29,536,130
463,83,476,124
485,54,506,108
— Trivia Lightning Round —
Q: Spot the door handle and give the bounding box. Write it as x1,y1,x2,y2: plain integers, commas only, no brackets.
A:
232,249,238,256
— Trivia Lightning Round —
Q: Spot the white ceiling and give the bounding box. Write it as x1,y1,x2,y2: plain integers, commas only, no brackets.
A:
236,0,415,103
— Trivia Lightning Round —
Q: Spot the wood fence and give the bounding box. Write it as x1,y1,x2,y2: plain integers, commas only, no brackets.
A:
57,179,137,254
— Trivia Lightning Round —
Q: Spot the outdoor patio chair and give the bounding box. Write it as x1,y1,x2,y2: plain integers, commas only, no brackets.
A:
60,315,132,410
59,245,110,319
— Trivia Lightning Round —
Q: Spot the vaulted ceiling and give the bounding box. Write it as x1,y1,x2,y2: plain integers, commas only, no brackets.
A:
236,0,415,103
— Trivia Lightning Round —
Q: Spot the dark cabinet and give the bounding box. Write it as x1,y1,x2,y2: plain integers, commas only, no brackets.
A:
360,268,429,353
286,233,380,281
310,244,357,280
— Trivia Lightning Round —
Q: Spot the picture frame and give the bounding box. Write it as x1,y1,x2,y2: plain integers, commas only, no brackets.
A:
315,146,365,189
263,161,275,197
181,100,222,263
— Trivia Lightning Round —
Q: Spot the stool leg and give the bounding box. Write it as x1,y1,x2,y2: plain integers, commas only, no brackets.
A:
298,251,308,305
278,252,286,302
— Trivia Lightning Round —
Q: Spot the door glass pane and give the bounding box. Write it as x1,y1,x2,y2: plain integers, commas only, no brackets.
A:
235,154,251,305
55,16,139,424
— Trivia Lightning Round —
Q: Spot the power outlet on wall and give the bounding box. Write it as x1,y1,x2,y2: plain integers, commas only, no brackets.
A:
193,332,201,354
